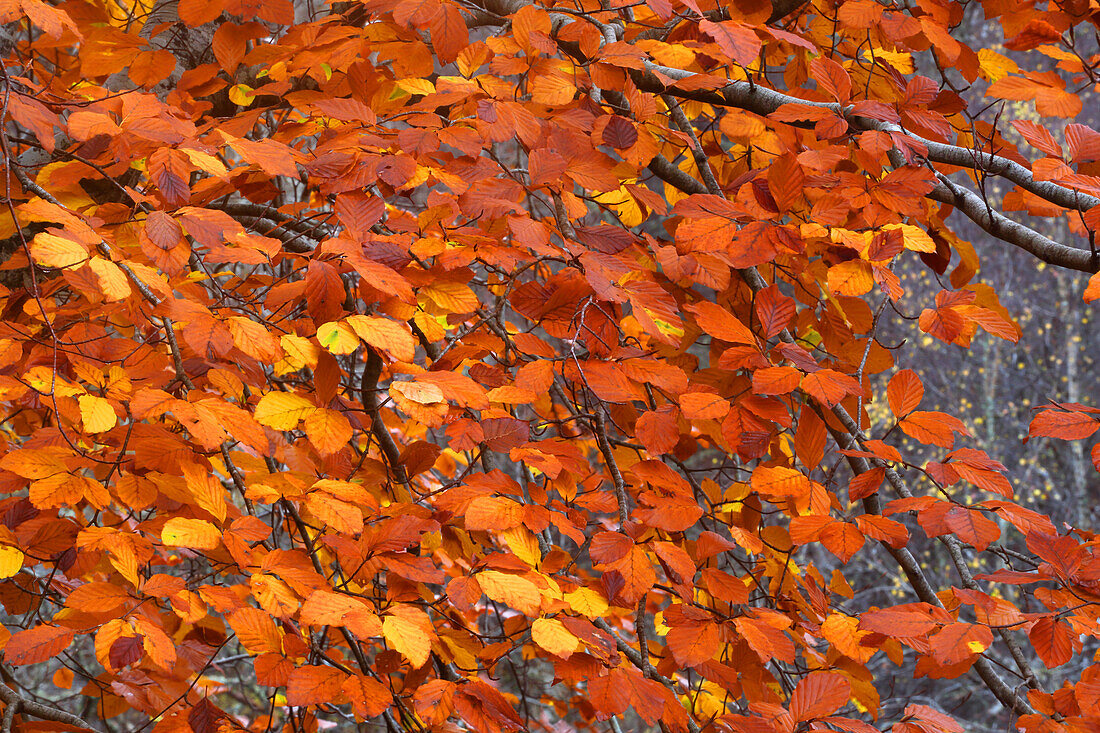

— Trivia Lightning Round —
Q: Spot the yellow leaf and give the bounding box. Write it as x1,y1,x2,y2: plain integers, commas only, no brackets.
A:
85,257,131,301
30,232,88,269
594,185,643,227
419,281,479,313
0,546,24,578
383,607,433,668
564,587,608,618
865,47,914,74
345,315,416,362
180,147,229,178
977,49,1018,82
397,78,436,95
317,321,360,355
79,394,116,433
476,570,541,615
254,392,316,430
827,260,874,297
882,223,936,253
277,334,319,372
390,380,445,405
531,617,579,658
229,83,256,106
23,366,82,397
303,409,353,455
502,526,541,568
161,517,221,550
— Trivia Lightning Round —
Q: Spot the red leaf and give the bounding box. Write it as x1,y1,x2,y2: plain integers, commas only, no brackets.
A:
188,699,226,733
602,116,638,149
108,635,145,669
145,211,183,250
480,417,528,451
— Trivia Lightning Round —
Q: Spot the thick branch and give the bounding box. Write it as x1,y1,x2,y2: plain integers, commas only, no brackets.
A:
928,174,1096,271
0,673,90,730
633,62,1099,273
214,203,331,253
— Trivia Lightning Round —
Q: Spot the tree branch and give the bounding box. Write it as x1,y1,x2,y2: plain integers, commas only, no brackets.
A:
0,670,91,730
633,62,1099,273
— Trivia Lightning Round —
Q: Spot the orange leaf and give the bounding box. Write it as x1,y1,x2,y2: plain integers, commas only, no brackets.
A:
636,407,679,455
929,622,992,666
688,300,756,344
666,621,721,667
820,522,865,562
343,674,393,719
860,607,939,638
790,671,851,722
899,411,970,448
678,392,730,420
227,607,283,655
5,625,74,666
752,366,802,395
887,369,923,417
1029,407,1099,440
1085,271,1100,303
801,369,863,408
346,315,416,362
286,665,348,706
827,260,874,296
699,19,761,66
754,284,796,338
66,581,132,613
129,49,176,87
1029,616,1074,668
465,496,524,531
303,409,353,456
944,506,1000,551
751,465,811,499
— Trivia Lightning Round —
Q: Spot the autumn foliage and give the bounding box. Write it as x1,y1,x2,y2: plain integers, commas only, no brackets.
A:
1,0,1100,730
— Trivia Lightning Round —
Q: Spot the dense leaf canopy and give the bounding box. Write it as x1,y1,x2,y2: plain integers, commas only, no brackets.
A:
0,0,1098,731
